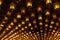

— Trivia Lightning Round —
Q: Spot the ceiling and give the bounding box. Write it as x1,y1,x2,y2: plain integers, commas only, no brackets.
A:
0,0,60,40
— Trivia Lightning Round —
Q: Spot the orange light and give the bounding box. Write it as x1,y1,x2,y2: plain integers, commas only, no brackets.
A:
10,3,15,10
17,14,21,18
27,2,32,7
54,2,60,9
46,0,52,4
0,0,2,5
37,6,42,12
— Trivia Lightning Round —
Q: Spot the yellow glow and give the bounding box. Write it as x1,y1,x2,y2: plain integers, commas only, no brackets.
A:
45,19,49,22
10,22,14,26
28,23,31,26
30,27,33,30
54,3,60,9
38,16,42,20
27,2,32,7
21,28,24,31
39,22,43,25
10,3,15,10
45,11,50,15
0,0,2,5
26,17,29,21
0,24,4,27
22,21,25,24
45,24,48,27
18,23,21,27
40,30,43,32
25,26,27,29
15,27,18,29
51,21,54,24
8,25,11,28
50,25,53,28
17,14,21,18
46,0,52,4
53,30,55,32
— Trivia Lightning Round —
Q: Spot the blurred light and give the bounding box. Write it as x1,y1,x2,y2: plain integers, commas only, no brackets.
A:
54,3,60,9
13,18,17,23
49,25,53,28
0,0,2,5
52,14,57,19
10,3,15,10
18,23,21,27
38,16,42,20
25,17,29,21
39,22,43,25
46,0,52,4
10,22,14,26
7,11,11,16
33,20,36,24
0,27,2,30
21,28,24,31
25,26,27,29
28,23,31,27
45,11,50,15
21,8,26,13
31,13,35,17
22,21,25,24
45,19,49,22
37,6,42,12
30,27,33,30
17,14,21,18
4,17,8,20
0,24,4,27
51,20,54,24
45,24,48,27
40,30,43,32
27,1,32,7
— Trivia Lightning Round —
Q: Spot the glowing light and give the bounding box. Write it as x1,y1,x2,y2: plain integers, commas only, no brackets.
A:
28,23,31,27
21,8,26,13
39,22,43,25
22,21,25,24
26,17,29,21
50,25,53,28
4,17,8,20
38,16,42,20
54,3,60,9
46,0,52,4
7,11,11,15
10,3,15,10
37,6,42,12
45,11,50,15
17,14,21,18
27,2,32,7
10,22,14,26
51,21,54,24
31,13,35,17
52,14,57,19
0,0,2,5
